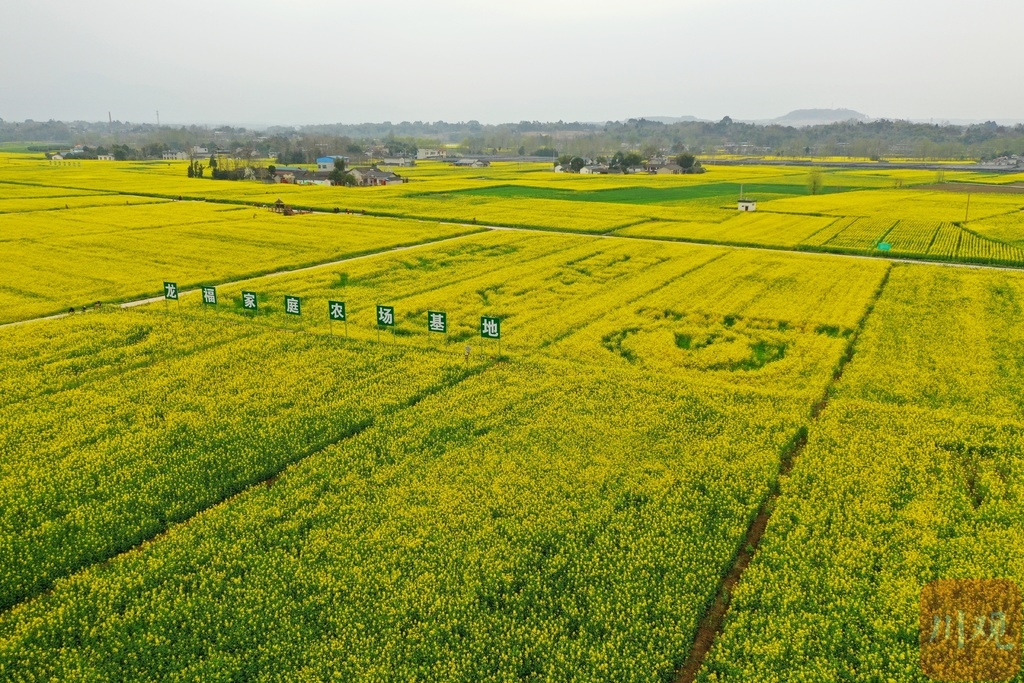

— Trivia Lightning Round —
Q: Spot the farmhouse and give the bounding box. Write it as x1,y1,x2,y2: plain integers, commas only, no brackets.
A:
97,154,115,161
417,148,445,160
295,172,333,186
273,166,336,185
579,164,609,175
348,167,404,186
382,157,415,167
271,166,305,183
162,151,189,160
452,158,490,168
738,199,757,211
656,163,683,175
316,156,349,171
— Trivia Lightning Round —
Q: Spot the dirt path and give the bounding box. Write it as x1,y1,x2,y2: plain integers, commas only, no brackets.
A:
485,222,1024,272
913,182,1024,194
674,264,893,683
0,230,484,330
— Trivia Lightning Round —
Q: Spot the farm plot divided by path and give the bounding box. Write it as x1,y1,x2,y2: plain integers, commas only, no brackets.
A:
4,157,1024,681
697,265,1024,682
4,159,1024,283
1,233,889,681
0,200,483,324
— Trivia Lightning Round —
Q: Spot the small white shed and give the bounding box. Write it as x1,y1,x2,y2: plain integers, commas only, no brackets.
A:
738,199,757,212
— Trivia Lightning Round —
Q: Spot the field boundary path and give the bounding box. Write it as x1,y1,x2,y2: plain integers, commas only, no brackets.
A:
484,223,1024,272
673,263,893,683
0,230,485,330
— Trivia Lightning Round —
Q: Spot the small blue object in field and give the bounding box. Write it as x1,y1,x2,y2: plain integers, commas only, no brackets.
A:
877,242,891,251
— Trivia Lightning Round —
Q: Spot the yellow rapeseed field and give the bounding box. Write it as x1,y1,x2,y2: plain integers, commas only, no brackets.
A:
2,154,1024,681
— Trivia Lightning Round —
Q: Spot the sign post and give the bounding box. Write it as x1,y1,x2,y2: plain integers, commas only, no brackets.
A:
201,286,217,313
377,305,395,342
428,310,447,346
481,315,501,356
163,281,179,313
242,291,258,316
329,300,347,337
284,296,301,327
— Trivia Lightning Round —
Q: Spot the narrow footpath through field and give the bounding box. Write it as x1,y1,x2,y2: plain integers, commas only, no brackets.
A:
0,230,485,329
673,263,894,683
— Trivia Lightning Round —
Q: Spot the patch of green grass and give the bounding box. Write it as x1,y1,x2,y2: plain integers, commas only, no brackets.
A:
733,341,787,370
438,182,851,206
675,332,719,350
602,327,639,362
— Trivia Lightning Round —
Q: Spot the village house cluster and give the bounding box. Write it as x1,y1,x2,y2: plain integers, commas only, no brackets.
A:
271,154,491,185
272,156,405,186
48,144,114,161
556,156,705,175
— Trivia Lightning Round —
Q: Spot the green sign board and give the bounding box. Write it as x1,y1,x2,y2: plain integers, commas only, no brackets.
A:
163,281,178,300
201,286,217,305
377,305,395,327
427,310,447,333
241,291,258,311
284,295,301,316
480,316,501,339
329,300,347,321
877,242,891,251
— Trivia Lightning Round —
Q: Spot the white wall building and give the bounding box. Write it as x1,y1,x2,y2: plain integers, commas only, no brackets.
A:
417,148,445,160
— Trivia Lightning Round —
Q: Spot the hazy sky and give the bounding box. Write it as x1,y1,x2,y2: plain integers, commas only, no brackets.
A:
3,0,1022,126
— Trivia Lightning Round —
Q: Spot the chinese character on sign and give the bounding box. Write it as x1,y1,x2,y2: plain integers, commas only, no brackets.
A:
242,291,258,311
201,286,217,305
920,578,1021,682
428,311,447,333
329,301,346,321
284,296,301,316
480,316,500,339
377,305,395,326
163,282,178,300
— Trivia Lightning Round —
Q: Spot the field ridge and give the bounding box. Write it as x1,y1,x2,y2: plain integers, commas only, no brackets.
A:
676,263,893,682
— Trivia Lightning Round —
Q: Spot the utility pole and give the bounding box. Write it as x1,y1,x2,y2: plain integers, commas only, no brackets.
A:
156,110,160,126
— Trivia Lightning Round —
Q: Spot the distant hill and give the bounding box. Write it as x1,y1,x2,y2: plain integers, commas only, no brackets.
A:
766,108,870,127
631,109,871,128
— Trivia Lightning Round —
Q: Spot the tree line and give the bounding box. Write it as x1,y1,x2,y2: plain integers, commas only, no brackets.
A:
6,116,1024,162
